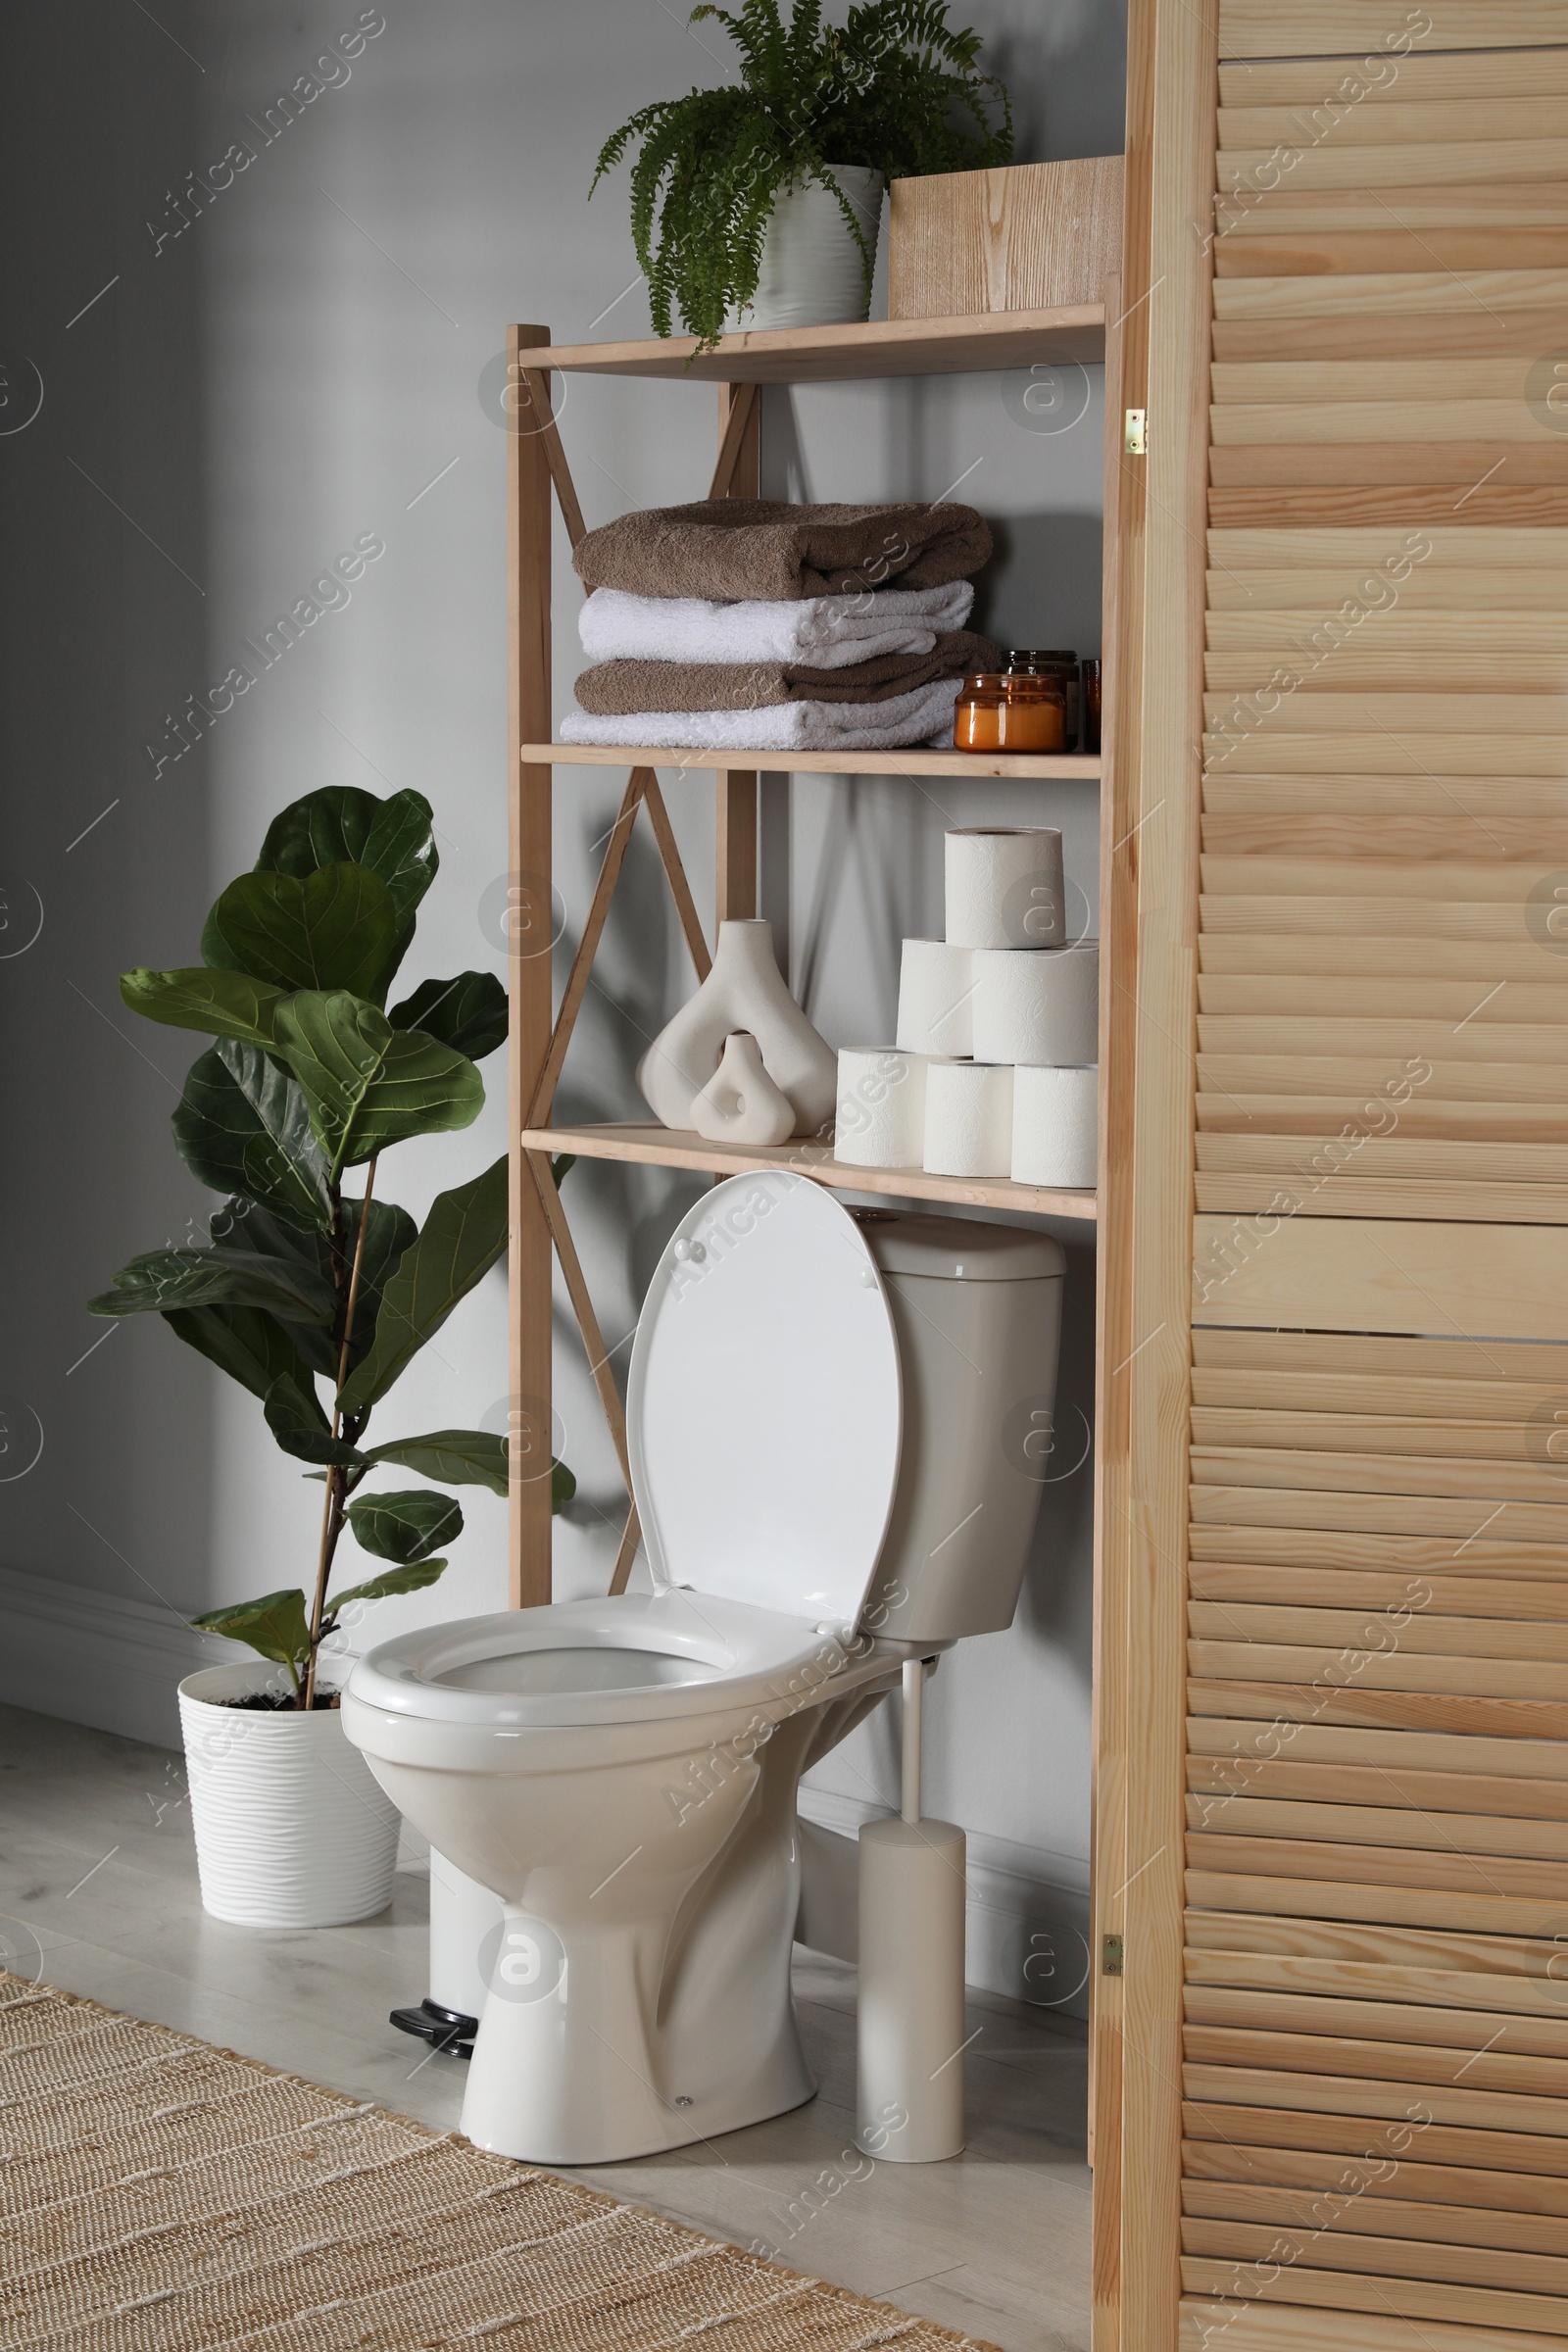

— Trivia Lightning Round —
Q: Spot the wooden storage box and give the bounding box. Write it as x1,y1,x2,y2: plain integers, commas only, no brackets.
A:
888,156,1123,318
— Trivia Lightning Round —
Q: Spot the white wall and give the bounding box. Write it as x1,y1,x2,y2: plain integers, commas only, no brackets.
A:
1,0,1125,2016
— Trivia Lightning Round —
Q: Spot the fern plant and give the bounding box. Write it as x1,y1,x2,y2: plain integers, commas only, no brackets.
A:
591,0,1012,349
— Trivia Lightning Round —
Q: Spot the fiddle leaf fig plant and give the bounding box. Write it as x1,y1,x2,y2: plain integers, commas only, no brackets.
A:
590,0,1012,349
89,785,574,1708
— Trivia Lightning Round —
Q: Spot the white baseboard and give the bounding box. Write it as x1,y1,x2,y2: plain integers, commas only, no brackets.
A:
0,1564,227,1749
798,1787,1093,2021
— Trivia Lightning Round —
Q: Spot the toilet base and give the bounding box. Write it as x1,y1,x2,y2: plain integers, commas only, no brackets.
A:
459,1901,817,2167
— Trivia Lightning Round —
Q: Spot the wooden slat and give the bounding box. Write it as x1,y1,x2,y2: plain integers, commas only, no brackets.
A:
1208,527,1568,568
1187,2138,1568,2223
1184,2217,1568,2298
1186,1865,1568,1936
1185,2104,1568,2185
1185,1952,1568,2020
1181,2255,1568,2336
1219,49,1568,104
1190,1566,1568,1620
1183,2023,1568,2097
1213,316,1568,365
1214,399,1568,445
1214,269,1568,319
1211,488,1568,528
1191,1214,1568,1344
1188,1598,1568,1662
1217,231,1568,277
1184,2181,1568,2259
1210,449,1568,490
1189,1643,1568,1703
1200,895,1555,935
1195,1179,1568,1225
1185,1905,1568,1969
1186,1792,1568,1864
1191,1365,1568,1420
1188,1755,1568,1821
1198,1059,1567,1106
1178,2289,1568,2352
1192,1409,1568,1460
1200,822,1568,864
1219,139,1568,193
1191,1325,1568,1386
1196,1102,1568,1144
1218,2,1568,54
1198,1023,1568,1067
1217,98,1568,149
1218,187,1568,235
1197,977,1568,1021
1187,1833,1568,1902
1189,1721,1568,1786
1201,858,1554,902
1198,933,1568,981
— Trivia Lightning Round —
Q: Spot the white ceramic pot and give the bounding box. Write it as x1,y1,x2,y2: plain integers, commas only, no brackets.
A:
178,1658,401,1927
726,164,883,333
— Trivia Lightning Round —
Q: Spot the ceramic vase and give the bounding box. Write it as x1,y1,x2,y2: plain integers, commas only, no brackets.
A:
638,919,837,1138
178,1658,401,1927
690,1032,797,1147
724,166,883,333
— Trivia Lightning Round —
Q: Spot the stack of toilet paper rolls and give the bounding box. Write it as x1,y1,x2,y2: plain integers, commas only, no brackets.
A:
834,827,1098,1189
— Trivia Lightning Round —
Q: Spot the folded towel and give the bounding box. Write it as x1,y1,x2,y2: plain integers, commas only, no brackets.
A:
573,500,992,603
579,581,976,666
573,632,1001,716
559,676,965,753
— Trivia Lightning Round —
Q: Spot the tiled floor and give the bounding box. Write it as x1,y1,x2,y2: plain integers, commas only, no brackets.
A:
0,1701,1091,2352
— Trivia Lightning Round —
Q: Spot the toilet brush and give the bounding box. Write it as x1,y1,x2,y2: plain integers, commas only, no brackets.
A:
855,1657,967,2162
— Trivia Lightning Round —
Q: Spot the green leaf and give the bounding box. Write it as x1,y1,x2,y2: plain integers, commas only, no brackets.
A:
89,1243,335,1325
272,992,483,1177
389,972,508,1061
160,1302,321,1405
323,1556,448,1617
344,1487,463,1563
552,1153,575,1189
339,1155,509,1410
361,1429,508,1495
201,864,402,1003
338,1195,419,1381
263,1373,364,1466
120,967,285,1048
172,1041,333,1231
189,1588,312,1679
552,1457,576,1513
257,788,438,928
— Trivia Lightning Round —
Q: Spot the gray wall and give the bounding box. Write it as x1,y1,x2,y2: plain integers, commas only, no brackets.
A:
1,0,1124,2011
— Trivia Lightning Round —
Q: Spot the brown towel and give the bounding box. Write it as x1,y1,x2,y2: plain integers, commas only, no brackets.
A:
572,500,993,603
573,632,1002,715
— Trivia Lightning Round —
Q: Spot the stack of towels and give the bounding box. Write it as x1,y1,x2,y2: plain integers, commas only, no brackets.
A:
562,500,1001,754
834,827,1099,1190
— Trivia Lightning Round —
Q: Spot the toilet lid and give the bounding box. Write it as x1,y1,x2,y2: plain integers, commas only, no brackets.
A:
627,1170,903,1625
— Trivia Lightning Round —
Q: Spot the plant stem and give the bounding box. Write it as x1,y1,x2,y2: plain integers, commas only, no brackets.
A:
303,1155,379,1710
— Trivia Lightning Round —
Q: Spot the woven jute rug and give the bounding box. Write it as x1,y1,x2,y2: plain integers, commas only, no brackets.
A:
0,1973,999,2351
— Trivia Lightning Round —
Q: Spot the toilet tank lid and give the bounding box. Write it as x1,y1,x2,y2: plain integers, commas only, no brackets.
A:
853,1211,1065,1283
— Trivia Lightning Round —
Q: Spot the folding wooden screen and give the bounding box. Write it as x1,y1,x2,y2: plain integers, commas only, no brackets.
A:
1098,5,1568,2348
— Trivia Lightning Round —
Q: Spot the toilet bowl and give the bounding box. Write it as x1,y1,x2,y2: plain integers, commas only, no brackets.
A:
345,1169,1063,2165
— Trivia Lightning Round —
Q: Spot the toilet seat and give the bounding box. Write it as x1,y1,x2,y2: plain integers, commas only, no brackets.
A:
345,1589,882,1732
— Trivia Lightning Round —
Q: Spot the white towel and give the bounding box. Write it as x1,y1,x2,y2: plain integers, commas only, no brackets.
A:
559,677,964,753
578,582,975,668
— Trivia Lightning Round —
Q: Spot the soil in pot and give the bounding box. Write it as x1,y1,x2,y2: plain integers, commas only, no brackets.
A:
218,1690,342,1711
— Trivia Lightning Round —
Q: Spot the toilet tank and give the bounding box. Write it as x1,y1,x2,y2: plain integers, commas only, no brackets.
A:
853,1211,1066,1645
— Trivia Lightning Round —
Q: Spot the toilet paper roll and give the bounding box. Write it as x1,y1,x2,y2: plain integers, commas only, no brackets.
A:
945,827,1065,951
896,939,974,1057
1012,1064,1098,1189
834,1049,940,1169
971,943,1099,1066
923,1060,1014,1180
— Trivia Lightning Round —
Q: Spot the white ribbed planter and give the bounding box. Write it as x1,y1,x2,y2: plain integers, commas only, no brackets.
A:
178,1659,400,1928
725,165,883,332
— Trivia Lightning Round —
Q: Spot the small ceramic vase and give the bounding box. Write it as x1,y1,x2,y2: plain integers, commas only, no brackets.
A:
690,1032,797,1147
637,919,837,1138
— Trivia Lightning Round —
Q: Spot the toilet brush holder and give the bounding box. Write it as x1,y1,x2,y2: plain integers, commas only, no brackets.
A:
390,1847,504,2060
855,1657,966,2163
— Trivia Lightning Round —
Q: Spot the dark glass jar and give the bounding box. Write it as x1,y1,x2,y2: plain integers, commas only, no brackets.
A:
954,668,1066,754
1006,649,1080,751
1083,656,1102,755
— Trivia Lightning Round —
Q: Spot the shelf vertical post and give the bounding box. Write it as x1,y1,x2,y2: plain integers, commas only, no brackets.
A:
508,323,556,1609
715,381,759,923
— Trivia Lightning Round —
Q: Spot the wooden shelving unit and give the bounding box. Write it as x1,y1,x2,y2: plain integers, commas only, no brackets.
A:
505,293,1121,1609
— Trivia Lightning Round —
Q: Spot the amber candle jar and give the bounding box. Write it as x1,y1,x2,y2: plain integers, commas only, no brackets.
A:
1008,650,1080,750
954,669,1067,754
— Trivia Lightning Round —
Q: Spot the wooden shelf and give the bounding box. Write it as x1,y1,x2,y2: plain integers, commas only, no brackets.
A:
516,304,1105,385
524,743,1102,780
523,1121,1098,1222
